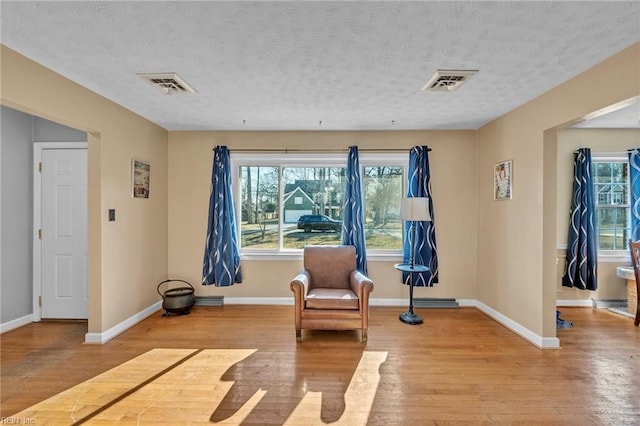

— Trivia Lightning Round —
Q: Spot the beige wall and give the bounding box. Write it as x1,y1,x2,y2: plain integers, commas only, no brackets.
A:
2,40,638,343
168,130,478,301
555,249,626,302
1,46,169,333
477,42,640,339
555,129,640,302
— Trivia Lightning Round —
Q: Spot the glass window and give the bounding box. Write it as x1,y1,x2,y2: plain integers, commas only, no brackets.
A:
592,158,630,252
282,166,345,249
234,153,407,255
239,166,280,249
363,166,404,249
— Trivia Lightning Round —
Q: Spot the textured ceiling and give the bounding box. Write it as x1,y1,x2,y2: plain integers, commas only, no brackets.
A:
570,100,640,128
1,1,639,131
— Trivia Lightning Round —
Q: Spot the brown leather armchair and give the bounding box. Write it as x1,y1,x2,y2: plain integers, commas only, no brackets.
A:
290,245,374,342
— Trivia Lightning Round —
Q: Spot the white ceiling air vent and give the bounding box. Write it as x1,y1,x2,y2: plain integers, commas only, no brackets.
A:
137,73,196,95
421,69,478,92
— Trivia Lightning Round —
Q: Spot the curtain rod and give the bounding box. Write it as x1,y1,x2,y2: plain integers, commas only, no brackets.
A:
222,147,432,153
573,150,631,154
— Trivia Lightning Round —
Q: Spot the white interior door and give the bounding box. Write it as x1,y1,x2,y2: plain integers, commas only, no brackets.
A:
41,148,88,319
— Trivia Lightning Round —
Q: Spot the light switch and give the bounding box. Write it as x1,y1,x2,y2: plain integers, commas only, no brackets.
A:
108,209,116,221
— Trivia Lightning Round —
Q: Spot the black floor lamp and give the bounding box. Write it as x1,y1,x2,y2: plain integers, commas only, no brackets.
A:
396,196,431,325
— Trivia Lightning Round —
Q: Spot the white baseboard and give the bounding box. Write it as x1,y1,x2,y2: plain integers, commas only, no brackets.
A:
456,298,477,307
79,297,561,349
0,313,33,334
474,301,560,349
556,299,593,307
84,301,162,344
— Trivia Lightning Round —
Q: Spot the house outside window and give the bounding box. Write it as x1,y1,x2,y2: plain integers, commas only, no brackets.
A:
592,154,630,254
232,153,407,256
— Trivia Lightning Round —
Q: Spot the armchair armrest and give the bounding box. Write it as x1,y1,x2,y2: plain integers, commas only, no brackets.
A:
290,271,310,296
350,271,374,312
290,271,310,331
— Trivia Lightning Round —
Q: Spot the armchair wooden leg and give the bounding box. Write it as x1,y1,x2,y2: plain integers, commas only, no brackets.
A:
361,329,368,343
296,330,302,342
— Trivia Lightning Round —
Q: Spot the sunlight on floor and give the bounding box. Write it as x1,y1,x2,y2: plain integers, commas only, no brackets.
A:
284,351,387,425
12,348,388,425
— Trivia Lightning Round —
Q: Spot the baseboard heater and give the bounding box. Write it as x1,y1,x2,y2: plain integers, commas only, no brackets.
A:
195,296,224,307
592,299,626,309
413,298,459,308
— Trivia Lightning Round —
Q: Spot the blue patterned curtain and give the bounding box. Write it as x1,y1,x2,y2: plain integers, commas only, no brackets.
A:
202,146,242,286
403,146,438,286
629,148,640,241
562,148,597,290
342,146,368,274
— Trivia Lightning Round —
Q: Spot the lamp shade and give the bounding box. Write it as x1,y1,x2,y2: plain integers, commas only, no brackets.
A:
400,197,431,221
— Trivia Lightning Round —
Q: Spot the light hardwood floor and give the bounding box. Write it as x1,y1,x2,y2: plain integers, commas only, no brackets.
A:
1,306,639,425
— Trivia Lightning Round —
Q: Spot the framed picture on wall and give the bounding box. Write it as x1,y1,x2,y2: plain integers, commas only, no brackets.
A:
494,159,512,200
132,158,150,199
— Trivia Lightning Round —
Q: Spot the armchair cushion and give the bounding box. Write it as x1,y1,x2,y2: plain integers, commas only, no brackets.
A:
304,245,356,290
306,288,359,310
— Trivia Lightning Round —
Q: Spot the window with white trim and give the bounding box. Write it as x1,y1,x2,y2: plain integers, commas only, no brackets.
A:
231,153,407,254
592,154,630,253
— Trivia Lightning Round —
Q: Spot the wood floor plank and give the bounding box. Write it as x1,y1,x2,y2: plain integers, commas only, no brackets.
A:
1,306,639,425
8,348,198,424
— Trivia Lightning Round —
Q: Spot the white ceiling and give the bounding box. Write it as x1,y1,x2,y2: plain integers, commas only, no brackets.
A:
1,1,639,131
570,100,640,128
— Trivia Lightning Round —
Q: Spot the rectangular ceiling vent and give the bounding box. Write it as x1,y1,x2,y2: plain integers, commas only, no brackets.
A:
137,73,196,95
422,69,478,92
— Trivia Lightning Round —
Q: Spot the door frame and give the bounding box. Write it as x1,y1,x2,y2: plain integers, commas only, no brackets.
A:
32,142,88,321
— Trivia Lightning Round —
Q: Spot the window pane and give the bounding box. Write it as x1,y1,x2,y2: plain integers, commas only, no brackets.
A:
593,162,629,206
363,166,404,249
613,229,627,251
282,167,345,249
611,184,627,204
612,162,627,183
239,166,280,249
616,206,629,225
597,207,612,227
592,159,631,252
614,206,629,252
597,228,614,250
593,198,631,251
595,184,611,205
594,163,611,181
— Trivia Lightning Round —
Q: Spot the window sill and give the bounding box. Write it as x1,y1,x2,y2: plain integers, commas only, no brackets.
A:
241,252,302,261
558,245,630,263
597,254,630,263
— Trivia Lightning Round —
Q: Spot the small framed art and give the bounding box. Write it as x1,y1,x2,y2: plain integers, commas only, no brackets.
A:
132,159,150,199
494,160,512,200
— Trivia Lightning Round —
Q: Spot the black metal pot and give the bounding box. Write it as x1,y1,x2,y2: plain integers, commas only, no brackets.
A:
157,279,196,316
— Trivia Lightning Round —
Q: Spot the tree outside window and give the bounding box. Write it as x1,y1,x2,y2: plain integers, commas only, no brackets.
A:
363,166,404,249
